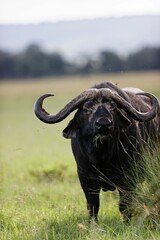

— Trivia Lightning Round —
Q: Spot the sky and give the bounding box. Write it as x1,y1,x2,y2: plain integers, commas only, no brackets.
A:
0,0,160,24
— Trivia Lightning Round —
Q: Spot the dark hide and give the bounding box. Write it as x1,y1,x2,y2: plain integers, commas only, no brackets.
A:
63,82,160,222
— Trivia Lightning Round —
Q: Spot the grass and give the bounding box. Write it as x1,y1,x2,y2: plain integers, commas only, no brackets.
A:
0,71,160,239
132,144,160,226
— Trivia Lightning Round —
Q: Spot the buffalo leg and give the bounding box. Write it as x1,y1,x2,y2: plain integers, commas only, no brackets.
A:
78,172,101,221
118,190,133,222
86,191,100,221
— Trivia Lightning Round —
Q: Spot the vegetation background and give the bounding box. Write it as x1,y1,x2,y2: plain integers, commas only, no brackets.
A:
0,45,160,78
0,71,160,239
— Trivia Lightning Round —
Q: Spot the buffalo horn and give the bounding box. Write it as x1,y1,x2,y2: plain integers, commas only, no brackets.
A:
34,89,99,124
101,89,159,122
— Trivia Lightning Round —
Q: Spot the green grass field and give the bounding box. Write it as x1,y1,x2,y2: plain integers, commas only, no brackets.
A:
0,71,160,240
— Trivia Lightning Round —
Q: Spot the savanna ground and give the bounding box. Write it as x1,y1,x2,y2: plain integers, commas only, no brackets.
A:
0,71,160,240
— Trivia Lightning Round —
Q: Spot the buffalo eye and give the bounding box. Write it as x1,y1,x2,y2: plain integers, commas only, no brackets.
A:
83,100,96,112
108,101,117,111
102,101,116,111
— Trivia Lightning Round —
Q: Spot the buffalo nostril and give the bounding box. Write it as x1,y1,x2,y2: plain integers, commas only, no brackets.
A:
95,121,102,129
106,119,112,126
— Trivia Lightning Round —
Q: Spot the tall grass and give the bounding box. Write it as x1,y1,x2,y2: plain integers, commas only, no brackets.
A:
132,144,160,225
0,72,160,239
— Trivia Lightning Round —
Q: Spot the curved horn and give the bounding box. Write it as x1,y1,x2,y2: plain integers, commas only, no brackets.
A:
100,89,159,122
34,89,99,124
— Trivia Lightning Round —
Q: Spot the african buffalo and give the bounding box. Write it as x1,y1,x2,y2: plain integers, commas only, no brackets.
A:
34,82,160,222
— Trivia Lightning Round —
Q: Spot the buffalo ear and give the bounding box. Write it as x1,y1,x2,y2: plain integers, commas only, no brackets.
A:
63,119,78,139
117,109,132,132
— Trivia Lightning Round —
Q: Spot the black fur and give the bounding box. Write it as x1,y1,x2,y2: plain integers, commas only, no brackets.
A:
63,82,160,221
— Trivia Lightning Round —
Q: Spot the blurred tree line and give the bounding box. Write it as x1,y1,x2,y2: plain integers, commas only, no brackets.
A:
0,44,160,79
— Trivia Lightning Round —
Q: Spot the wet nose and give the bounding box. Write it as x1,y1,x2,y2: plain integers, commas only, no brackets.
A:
95,118,112,130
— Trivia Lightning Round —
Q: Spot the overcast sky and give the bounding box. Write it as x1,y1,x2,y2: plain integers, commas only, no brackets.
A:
0,0,160,24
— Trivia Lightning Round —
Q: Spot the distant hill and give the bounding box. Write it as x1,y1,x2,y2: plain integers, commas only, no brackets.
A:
0,15,160,58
